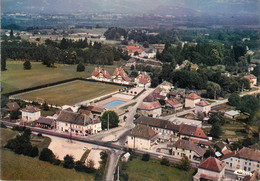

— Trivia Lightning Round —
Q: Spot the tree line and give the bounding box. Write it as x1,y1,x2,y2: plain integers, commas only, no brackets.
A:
1,38,129,70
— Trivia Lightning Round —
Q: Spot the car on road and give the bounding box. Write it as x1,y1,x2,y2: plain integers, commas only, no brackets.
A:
83,146,87,150
158,155,163,159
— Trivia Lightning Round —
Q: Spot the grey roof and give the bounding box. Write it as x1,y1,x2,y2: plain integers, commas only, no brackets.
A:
56,110,91,126
37,117,55,126
171,139,205,157
225,110,240,116
130,124,157,140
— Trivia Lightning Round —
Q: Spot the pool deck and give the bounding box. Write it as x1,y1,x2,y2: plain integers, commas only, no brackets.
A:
95,97,129,109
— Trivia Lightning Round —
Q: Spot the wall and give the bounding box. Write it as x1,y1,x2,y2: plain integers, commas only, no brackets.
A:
127,136,151,150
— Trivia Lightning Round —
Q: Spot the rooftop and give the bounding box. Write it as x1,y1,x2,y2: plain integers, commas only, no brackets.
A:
199,157,225,172
186,93,201,100
130,124,157,140
171,139,205,156
139,101,161,110
21,106,40,113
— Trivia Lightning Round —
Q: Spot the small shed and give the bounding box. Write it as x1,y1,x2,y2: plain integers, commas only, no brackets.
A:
121,152,130,162
224,110,240,119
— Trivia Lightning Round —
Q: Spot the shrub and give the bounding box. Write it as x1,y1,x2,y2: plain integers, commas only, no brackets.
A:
141,154,150,161
10,109,21,120
29,146,39,157
160,158,170,166
77,62,85,72
23,60,31,70
177,156,191,171
75,161,85,172
39,148,55,163
1,122,7,128
63,154,75,169
37,133,42,137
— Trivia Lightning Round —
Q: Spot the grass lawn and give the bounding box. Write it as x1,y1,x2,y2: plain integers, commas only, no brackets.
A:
0,128,94,180
119,155,195,181
1,60,125,94
12,80,123,106
1,149,94,180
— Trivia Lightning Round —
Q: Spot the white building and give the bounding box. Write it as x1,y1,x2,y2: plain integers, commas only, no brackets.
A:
128,124,157,150
56,110,102,135
168,139,205,161
91,67,111,82
193,157,226,181
185,93,201,108
21,106,41,122
222,147,260,173
112,67,131,85
195,101,211,115
139,101,162,117
244,74,257,87
135,72,151,88
224,110,240,119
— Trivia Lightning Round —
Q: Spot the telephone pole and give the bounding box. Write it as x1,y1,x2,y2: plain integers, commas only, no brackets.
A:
107,113,110,131
116,166,120,181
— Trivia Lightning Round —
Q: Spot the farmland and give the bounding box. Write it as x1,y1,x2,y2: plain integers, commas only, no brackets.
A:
12,80,123,106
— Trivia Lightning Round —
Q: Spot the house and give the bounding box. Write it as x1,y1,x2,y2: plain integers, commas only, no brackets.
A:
248,64,256,73
86,106,105,118
135,72,151,88
125,46,144,56
242,171,260,181
112,67,131,85
37,117,55,129
244,74,257,87
56,110,102,135
195,101,211,115
215,142,232,156
185,93,201,108
61,105,79,113
127,124,157,150
91,67,111,82
222,147,260,172
165,99,183,111
125,58,136,67
21,106,41,122
167,89,186,99
160,81,173,91
139,101,162,117
140,48,156,58
193,157,226,181
224,110,240,119
135,116,208,141
190,64,199,71
3,102,20,112
168,139,205,161
78,109,93,118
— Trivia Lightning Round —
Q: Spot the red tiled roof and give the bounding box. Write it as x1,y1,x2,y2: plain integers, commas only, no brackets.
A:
113,67,130,82
21,106,40,113
91,67,111,79
126,46,137,50
136,72,151,85
5,102,20,111
140,101,161,110
166,99,180,107
244,74,257,80
179,124,208,139
186,93,201,100
196,101,210,107
78,109,92,116
199,157,225,172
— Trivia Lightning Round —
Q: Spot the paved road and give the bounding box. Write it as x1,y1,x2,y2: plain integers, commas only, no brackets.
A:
104,149,123,181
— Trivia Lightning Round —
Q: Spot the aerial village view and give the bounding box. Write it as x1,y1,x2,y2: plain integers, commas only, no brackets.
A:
1,0,260,180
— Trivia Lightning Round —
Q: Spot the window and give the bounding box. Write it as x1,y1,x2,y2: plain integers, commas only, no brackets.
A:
236,164,240,169
189,155,191,159
226,162,229,165
244,167,247,171
249,163,251,166
66,123,68,126
190,150,191,153
131,137,134,140
248,168,251,171
257,164,259,168
230,163,232,167
238,160,240,163
172,151,175,156
245,162,247,165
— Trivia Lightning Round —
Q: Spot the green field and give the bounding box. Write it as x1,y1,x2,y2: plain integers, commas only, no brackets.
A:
1,128,95,180
12,80,122,106
1,60,125,94
119,155,195,181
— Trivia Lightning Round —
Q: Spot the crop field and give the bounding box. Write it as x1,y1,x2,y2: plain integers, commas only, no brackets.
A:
1,60,126,94
12,80,123,106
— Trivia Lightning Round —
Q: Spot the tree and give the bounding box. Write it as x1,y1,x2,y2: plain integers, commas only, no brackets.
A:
23,60,31,70
143,41,149,48
75,161,85,172
228,93,241,107
10,29,14,38
210,123,222,138
208,113,225,125
10,109,21,120
177,156,191,171
160,158,170,166
101,111,119,129
142,154,150,161
63,154,75,169
42,102,49,111
77,62,85,72
39,148,55,163
130,65,135,70
204,149,215,158
29,146,39,157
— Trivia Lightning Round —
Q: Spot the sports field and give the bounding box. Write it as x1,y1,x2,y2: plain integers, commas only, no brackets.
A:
12,80,122,106
1,60,125,94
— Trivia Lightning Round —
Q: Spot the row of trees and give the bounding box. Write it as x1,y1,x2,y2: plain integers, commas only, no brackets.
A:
1,38,130,70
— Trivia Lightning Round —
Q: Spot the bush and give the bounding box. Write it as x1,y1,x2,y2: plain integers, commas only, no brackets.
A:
29,146,39,157
63,154,75,169
177,156,191,171
53,159,61,166
12,125,25,132
75,161,85,172
141,154,150,161
77,62,85,72
39,148,55,163
160,158,170,166
37,133,42,137
1,122,7,128
23,60,31,70
10,109,21,120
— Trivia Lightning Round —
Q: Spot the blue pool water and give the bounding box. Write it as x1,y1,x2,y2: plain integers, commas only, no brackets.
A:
103,100,126,107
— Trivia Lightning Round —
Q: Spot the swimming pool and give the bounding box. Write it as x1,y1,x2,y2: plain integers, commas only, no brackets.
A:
103,100,126,107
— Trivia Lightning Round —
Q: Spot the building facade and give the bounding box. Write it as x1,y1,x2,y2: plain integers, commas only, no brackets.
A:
21,106,41,122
